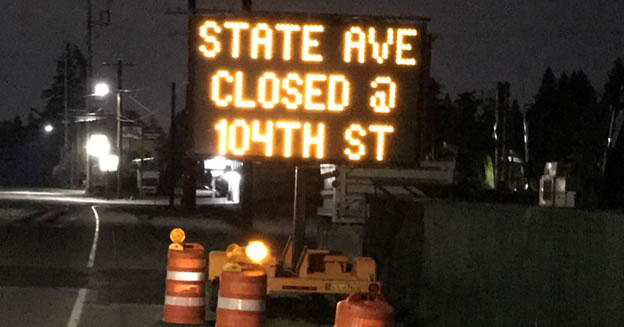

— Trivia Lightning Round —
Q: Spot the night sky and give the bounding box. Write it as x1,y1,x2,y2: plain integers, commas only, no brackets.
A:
1,0,622,123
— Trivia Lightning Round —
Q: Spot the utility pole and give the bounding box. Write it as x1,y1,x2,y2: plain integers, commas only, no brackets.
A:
182,0,197,211
86,0,93,96
604,90,622,177
103,60,135,198
116,60,123,198
64,42,73,188
242,0,252,11
85,0,93,192
64,43,70,158
417,29,432,160
240,0,254,227
85,0,111,192
494,82,510,190
500,82,510,189
603,106,617,177
169,82,176,207
602,88,624,204
522,104,531,174
292,166,307,265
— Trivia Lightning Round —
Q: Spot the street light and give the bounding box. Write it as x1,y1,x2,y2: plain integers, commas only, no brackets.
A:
43,124,54,133
86,134,111,158
93,82,110,97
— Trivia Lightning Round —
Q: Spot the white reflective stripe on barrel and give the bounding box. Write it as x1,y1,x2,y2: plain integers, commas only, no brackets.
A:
167,270,205,282
217,296,265,312
164,295,205,307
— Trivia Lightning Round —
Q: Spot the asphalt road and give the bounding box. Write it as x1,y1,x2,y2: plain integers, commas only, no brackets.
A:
0,196,334,327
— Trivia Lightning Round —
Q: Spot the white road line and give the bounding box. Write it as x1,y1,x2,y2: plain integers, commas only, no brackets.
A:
66,205,101,327
87,206,100,269
66,288,88,327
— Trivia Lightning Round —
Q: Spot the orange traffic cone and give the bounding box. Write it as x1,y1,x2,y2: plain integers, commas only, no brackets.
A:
215,269,267,327
163,229,206,325
334,284,394,327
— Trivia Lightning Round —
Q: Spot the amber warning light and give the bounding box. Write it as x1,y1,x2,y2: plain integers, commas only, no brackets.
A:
191,13,425,164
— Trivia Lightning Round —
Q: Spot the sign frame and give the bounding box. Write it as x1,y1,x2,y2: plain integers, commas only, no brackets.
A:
188,10,431,167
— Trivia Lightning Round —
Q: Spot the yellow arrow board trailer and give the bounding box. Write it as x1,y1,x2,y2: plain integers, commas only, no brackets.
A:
208,238,377,302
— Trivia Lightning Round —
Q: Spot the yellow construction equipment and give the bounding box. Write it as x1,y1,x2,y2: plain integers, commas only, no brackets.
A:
208,237,378,297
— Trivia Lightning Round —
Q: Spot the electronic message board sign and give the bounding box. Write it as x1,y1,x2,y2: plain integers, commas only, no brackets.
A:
191,12,426,165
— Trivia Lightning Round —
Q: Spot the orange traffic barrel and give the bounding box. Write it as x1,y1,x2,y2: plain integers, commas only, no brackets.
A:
163,242,206,325
334,285,394,327
216,269,267,327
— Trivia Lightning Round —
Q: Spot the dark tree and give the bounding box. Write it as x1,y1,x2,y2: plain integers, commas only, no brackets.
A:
39,44,86,125
602,58,624,107
0,44,86,187
527,67,603,205
527,68,557,176
603,58,624,205
453,91,492,188
528,69,597,168
570,70,603,204
423,77,456,158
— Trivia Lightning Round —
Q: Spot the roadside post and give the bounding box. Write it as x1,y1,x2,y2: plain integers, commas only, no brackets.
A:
169,82,176,207
292,165,307,265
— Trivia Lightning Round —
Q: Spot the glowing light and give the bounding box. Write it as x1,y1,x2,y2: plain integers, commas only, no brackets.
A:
327,74,350,112
304,74,326,111
257,72,280,109
344,26,366,63
87,134,111,158
251,23,272,60
199,20,222,58
215,119,228,154
43,124,54,133
396,28,417,66
228,120,251,156
275,24,301,61
211,70,234,107
369,27,394,64
252,120,274,156
170,228,186,244
98,154,119,172
93,82,110,97
224,21,250,58
234,71,256,108
369,124,394,161
204,156,227,170
303,122,325,159
344,124,366,160
282,73,304,110
246,241,269,263
370,76,397,113
276,121,301,157
302,25,324,62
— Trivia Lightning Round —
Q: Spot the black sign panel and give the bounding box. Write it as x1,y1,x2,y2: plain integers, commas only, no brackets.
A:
191,12,425,164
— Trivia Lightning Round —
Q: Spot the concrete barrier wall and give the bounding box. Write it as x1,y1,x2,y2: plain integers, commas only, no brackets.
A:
415,201,624,326
316,200,624,326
